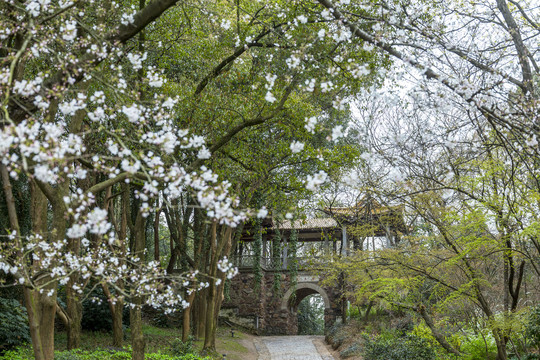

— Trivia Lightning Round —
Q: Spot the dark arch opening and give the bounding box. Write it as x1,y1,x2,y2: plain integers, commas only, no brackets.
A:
297,294,325,335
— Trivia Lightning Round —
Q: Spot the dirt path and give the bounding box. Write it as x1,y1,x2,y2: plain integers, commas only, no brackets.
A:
253,335,335,360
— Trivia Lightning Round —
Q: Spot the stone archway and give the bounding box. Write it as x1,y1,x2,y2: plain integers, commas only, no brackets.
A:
280,283,332,334
281,282,331,312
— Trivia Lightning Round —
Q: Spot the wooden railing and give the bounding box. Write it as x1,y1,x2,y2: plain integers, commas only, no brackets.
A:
230,255,321,270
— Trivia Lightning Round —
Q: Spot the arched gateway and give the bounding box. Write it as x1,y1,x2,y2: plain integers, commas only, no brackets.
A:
281,283,331,311
220,199,406,335
281,282,335,334
221,271,342,335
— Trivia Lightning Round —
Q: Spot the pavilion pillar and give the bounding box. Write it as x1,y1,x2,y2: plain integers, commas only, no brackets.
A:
341,225,348,256
385,224,393,248
324,232,329,255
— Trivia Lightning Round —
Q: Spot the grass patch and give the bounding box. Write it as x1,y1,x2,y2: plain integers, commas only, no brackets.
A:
47,324,253,360
143,324,182,337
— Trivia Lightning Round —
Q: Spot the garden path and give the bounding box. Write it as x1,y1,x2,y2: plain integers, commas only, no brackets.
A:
254,335,334,360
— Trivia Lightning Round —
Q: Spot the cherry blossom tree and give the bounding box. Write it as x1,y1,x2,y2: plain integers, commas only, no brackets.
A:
0,1,245,358
0,0,386,357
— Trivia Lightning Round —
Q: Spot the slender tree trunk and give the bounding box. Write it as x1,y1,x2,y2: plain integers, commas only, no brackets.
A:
103,187,129,347
194,219,209,340
212,228,234,336
203,225,233,351
131,206,147,360
103,283,125,348
203,223,218,351
154,207,160,262
66,236,82,349
203,282,217,351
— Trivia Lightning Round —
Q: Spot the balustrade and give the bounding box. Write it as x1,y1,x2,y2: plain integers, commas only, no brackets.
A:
230,255,321,270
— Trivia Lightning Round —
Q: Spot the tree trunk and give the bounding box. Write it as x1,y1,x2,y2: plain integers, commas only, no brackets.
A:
130,206,147,360
182,291,197,342
66,236,82,349
203,281,217,351
194,217,209,340
203,225,233,352
27,180,57,359
103,283,125,348
112,300,125,347
2,168,58,360
24,287,57,360
494,334,508,360
196,289,207,340
131,304,145,360
66,289,82,349
203,223,218,351
154,207,160,262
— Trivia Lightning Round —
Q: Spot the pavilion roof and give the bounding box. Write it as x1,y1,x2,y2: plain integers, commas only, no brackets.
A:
276,218,338,230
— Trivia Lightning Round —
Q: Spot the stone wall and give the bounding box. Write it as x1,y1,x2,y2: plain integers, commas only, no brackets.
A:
222,269,341,335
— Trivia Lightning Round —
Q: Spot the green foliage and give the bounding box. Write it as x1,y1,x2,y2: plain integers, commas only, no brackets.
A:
170,336,195,356
510,356,540,360
0,297,30,351
363,332,436,360
53,349,131,360
459,332,497,360
1,347,211,360
297,295,325,335
346,305,361,320
526,304,540,350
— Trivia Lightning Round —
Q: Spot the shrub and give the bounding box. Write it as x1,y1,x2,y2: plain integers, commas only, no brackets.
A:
340,342,362,358
1,346,33,360
347,305,361,320
510,356,540,360
526,305,540,350
363,332,436,360
1,347,212,360
170,336,195,356
459,332,497,360
0,297,30,351
152,311,170,328
54,349,132,360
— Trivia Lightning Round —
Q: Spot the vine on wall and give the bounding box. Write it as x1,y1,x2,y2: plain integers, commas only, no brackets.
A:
272,227,282,294
289,228,298,302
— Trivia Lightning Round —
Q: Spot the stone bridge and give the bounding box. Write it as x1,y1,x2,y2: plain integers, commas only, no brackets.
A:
222,200,406,335
221,259,342,335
